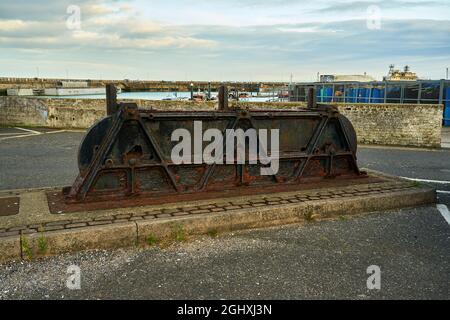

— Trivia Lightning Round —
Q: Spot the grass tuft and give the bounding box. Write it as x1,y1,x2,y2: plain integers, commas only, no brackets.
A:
207,229,218,238
146,233,159,246
304,212,315,222
21,235,33,260
173,224,186,242
38,233,48,254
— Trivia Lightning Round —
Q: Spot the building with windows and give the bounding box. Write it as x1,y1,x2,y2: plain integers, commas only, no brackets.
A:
289,79,450,126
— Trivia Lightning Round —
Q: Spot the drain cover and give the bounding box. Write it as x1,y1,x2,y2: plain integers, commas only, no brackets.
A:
0,197,20,216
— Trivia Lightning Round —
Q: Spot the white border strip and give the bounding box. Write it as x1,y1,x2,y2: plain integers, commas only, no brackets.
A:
14,127,41,135
436,204,450,225
0,128,85,141
0,133,28,136
0,133,40,141
399,176,450,185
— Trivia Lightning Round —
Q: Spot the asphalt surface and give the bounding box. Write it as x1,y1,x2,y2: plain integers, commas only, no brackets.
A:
0,128,449,205
0,129,80,190
0,206,449,299
357,146,450,206
0,127,449,299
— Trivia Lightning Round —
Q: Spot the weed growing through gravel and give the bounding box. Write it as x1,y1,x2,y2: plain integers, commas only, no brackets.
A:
173,224,186,242
21,235,33,260
207,229,218,238
304,212,315,222
38,233,48,254
146,233,159,246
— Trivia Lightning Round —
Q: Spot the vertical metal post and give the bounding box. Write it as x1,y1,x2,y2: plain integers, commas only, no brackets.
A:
400,84,405,104
307,87,317,109
332,84,335,102
208,82,211,100
356,84,360,103
106,83,118,115
417,81,422,104
343,84,347,103
218,85,228,110
190,83,194,100
321,84,325,103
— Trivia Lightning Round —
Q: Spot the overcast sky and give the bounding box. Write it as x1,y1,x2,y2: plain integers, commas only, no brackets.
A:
0,0,449,81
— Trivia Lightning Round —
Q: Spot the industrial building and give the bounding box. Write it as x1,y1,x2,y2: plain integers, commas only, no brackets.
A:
289,79,450,126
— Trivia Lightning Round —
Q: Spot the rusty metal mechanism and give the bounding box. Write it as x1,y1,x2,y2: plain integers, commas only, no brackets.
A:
64,86,366,204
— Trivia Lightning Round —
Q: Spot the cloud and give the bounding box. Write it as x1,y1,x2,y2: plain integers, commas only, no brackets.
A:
0,0,449,80
69,30,217,49
0,19,27,31
0,0,217,51
90,18,162,34
0,0,135,21
313,0,445,13
277,26,340,33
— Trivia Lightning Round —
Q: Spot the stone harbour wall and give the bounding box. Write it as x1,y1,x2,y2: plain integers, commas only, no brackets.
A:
335,103,443,148
0,96,443,148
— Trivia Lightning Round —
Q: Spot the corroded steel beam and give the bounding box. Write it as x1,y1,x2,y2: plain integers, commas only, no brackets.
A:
64,89,365,204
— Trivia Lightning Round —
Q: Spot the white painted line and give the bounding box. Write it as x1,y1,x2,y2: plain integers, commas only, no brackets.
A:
437,190,450,195
436,204,450,225
14,127,41,135
0,133,40,141
399,176,450,185
44,130,67,134
0,127,86,141
0,127,85,141
0,132,28,136
26,129,85,134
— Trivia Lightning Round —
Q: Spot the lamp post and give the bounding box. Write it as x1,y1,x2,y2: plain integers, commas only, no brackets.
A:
190,82,194,100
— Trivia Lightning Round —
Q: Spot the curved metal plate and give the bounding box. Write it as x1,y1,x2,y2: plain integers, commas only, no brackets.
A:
339,114,357,154
78,116,113,174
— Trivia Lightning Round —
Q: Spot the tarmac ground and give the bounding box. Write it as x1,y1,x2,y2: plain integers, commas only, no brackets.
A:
0,127,449,299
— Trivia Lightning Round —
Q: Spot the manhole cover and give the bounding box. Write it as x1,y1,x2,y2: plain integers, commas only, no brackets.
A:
0,197,20,216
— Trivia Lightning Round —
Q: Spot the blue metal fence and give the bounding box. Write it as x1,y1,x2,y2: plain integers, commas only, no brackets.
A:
290,80,450,127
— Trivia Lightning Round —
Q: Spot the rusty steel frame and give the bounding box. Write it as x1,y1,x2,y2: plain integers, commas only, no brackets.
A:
64,87,365,204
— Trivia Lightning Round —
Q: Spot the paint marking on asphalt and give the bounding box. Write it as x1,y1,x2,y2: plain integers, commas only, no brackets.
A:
44,130,67,134
14,127,41,135
0,127,82,141
0,133,41,141
0,132,28,136
399,176,450,185
437,190,450,195
0,127,43,141
436,204,450,225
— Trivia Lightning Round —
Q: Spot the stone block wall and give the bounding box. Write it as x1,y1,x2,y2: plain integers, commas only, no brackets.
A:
335,103,443,148
0,97,443,148
0,97,48,127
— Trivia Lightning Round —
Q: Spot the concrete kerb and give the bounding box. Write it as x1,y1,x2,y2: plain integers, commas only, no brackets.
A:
20,222,137,261
0,183,435,264
0,236,21,264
